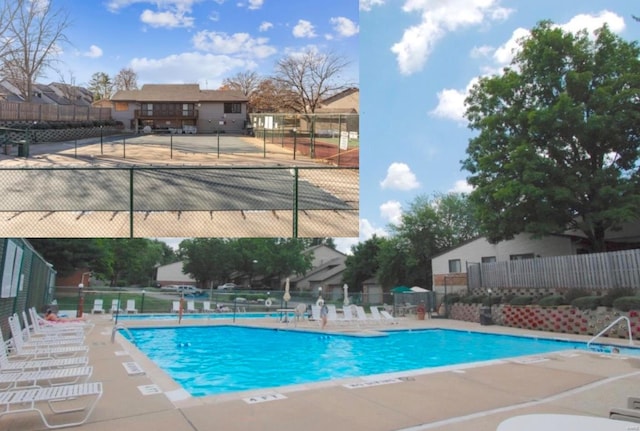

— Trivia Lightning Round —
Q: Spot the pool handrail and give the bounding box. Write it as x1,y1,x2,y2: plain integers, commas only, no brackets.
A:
586,316,634,349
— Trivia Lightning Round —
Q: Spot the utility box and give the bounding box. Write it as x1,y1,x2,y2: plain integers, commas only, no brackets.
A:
480,306,493,325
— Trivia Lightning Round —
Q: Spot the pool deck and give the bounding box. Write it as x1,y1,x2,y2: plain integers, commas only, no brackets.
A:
3,313,639,431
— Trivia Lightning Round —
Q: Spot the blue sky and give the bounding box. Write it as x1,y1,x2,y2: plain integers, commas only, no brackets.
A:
43,0,358,88
357,0,640,251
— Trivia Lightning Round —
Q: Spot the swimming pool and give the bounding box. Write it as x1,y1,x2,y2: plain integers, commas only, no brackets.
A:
116,312,291,321
123,326,638,398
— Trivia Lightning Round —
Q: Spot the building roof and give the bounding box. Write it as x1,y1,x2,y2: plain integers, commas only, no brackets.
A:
111,84,248,103
321,87,359,105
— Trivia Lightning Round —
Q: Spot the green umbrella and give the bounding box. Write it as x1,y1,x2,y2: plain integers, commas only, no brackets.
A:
391,286,412,293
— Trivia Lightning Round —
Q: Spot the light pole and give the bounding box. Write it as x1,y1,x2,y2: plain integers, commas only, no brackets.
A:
77,271,92,318
100,125,104,155
292,128,297,160
141,289,146,313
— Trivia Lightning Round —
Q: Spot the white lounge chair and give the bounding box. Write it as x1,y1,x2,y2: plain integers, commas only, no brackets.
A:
0,366,93,391
340,305,356,325
0,338,88,373
7,316,88,359
326,304,342,325
202,301,213,312
9,315,85,348
0,382,103,429
380,309,399,324
29,308,93,335
171,301,180,313
310,305,322,326
293,303,307,323
91,299,104,314
125,299,138,314
369,306,384,325
20,312,85,345
110,300,121,314
186,301,196,313
355,306,374,325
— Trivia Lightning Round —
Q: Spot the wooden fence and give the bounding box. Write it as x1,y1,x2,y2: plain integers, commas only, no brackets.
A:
468,249,640,290
0,100,111,122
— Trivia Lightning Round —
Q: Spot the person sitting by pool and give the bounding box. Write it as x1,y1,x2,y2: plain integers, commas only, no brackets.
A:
216,304,231,312
45,309,86,322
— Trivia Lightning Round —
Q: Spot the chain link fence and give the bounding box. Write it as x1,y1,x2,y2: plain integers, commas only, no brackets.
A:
0,166,358,237
249,113,359,167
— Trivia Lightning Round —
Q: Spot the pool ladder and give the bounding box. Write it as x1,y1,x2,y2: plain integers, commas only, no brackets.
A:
111,323,136,346
586,316,634,350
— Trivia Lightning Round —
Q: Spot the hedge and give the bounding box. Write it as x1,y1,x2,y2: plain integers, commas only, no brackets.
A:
570,296,601,310
537,295,566,307
612,296,640,312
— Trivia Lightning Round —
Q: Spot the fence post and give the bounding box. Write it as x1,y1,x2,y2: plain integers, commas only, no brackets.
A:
292,167,299,238
129,168,134,237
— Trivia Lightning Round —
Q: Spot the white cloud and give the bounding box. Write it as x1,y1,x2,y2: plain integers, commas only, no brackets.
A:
493,27,529,65
293,20,317,38
333,238,358,255
562,10,625,35
140,9,194,28
391,0,512,75
259,21,273,32
330,17,359,37
448,180,474,194
131,52,254,86
359,219,389,241
192,31,277,58
470,45,493,59
380,200,403,225
83,45,103,58
360,0,385,12
380,162,420,191
430,77,478,123
247,0,263,10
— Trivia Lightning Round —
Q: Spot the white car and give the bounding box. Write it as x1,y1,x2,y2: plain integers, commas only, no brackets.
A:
217,283,237,290
177,285,204,296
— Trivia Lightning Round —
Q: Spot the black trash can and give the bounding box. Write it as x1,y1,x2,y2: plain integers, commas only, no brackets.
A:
17,142,24,157
480,306,493,325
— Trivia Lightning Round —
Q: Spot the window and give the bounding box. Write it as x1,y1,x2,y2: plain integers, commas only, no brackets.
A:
509,253,534,261
448,259,461,273
141,103,153,116
481,256,496,263
224,102,241,114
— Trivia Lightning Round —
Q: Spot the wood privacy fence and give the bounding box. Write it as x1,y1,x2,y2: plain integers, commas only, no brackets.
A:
0,100,111,122
468,249,640,290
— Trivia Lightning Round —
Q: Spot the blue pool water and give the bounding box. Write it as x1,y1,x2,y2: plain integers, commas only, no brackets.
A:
123,326,638,398
116,312,290,321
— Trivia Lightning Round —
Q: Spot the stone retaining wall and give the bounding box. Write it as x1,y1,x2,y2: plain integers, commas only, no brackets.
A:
450,303,640,339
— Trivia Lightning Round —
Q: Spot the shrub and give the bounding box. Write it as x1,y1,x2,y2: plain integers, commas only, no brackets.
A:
481,295,502,306
601,288,636,308
571,296,601,310
537,295,566,307
460,295,485,304
563,288,590,303
508,296,534,305
443,294,461,304
612,296,640,312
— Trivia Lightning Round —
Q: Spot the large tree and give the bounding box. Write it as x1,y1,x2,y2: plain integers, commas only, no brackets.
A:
1,0,71,102
342,235,384,290
273,49,352,115
114,67,138,92
88,71,113,101
179,238,237,288
462,22,640,252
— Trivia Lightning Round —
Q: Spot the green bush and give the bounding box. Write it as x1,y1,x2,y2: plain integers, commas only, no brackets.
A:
508,296,534,305
601,288,636,308
443,294,461,304
481,295,502,306
612,296,640,312
571,296,601,310
563,288,590,303
460,295,485,304
537,295,566,307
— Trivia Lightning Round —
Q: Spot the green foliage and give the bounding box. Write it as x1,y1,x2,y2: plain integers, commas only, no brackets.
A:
443,293,461,304
537,295,567,307
612,296,640,312
342,235,384,290
571,296,601,310
600,287,636,307
508,296,534,305
563,288,590,303
481,295,502,306
460,295,485,304
462,21,640,252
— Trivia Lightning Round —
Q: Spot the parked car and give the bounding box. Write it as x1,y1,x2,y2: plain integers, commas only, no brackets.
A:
160,285,179,292
177,285,204,296
217,283,237,290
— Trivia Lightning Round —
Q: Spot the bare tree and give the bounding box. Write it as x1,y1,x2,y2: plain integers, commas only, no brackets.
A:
250,78,297,113
2,0,71,102
273,49,352,115
0,1,19,61
221,71,262,97
54,70,79,103
114,67,138,92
